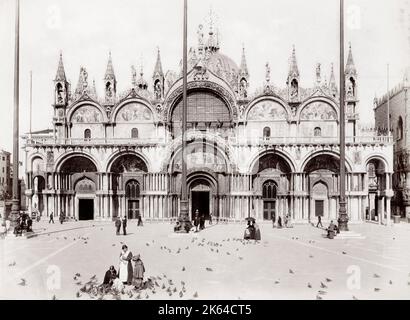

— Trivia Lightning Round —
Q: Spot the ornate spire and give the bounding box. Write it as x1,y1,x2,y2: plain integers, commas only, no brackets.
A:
104,51,116,81
315,63,322,85
55,51,66,81
205,7,219,52
289,45,299,77
345,43,357,76
239,45,249,78
329,63,337,95
137,63,148,90
153,47,164,79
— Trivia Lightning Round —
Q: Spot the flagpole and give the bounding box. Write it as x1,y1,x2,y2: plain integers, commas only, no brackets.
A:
175,0,192,232
387,64,390,135
338,0,349,231
29,71,32,139
10,0,21,227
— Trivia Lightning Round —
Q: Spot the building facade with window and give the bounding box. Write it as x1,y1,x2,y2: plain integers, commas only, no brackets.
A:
23,26,393,224
374,67,410,220
0,149,11,201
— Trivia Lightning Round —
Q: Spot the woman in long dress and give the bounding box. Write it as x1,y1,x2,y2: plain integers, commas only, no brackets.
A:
118,245,133,285
132,254,145,289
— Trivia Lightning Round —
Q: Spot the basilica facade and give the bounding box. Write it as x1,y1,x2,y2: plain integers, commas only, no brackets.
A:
23,25,394,225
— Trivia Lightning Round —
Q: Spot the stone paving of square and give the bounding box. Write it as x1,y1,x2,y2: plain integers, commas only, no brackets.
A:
1,220,410,300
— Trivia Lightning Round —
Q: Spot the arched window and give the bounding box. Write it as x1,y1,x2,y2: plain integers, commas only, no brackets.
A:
131,128,138,139
263,127,271,139
263,180,277,199
84,129,91,140
397,117,403,140
126,180,140,199
314,127,322,137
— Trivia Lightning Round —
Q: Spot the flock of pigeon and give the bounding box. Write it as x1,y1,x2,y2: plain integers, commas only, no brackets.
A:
6,225,410,300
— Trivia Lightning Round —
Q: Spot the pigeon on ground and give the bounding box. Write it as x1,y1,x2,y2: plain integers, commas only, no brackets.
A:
182,266,186,271
193,292,198,298
155,281,159,287
76,291,81,298
112,244,116,246
52,295,57,300
307,283,312,288
342,251,347,255
316,295,322,300
173,287,177,293
389,280,393,285
8,262,16,267
318,290,327,295
325,278,332,282
90,275,96,280
320,282,327,289
76,281,82,285
374,288,380,292
289,269,294,274
352,295,358,300
226,252,231,255
181,281,185,286
206,267,213,272
309,255,314,258
179,291,183,298
239,257,243,260
373,274,381,278
146,243,149,246
75,273,81,277
274,280,280,284
19,278,26,286
136,293,141,299
161,284,166,289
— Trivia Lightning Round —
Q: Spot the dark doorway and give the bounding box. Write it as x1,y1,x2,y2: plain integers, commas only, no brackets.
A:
191,191,209,220
263,201,276,220
128,200,140,219
315,200,324,217
79,199,94,220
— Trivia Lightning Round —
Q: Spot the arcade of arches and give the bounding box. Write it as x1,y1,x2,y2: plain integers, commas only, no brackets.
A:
26,149,392,224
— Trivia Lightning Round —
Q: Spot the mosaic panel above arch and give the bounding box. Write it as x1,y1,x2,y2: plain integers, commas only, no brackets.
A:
115,102,153,122
247,100,287,121
300,101,337,121
71,105,103,123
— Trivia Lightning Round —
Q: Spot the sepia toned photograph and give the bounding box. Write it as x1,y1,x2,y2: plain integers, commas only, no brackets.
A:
0,0,409,305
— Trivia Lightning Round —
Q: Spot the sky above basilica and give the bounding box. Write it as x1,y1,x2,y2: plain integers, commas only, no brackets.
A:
0,0,408,154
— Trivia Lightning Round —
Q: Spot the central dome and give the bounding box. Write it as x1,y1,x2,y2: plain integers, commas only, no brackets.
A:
206,52,239,84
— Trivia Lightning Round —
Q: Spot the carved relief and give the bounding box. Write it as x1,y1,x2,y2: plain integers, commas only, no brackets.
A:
72,106,102,123
248,100,287,121
116,103,153,122
300,102,337,121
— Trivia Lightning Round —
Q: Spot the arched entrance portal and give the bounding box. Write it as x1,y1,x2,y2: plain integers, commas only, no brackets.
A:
75,178,96,220
190,178,211,220
126,180,141,219
263,180,277,220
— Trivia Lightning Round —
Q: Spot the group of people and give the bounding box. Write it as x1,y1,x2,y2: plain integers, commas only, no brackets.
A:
13,212,33,236
102,244,146,291
316,216,340,239
48,211,66,224
114,215,143,235
193,209,210,232
272,214,293,229
243,219,261,240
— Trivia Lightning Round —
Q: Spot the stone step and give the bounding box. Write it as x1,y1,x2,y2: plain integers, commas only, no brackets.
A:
334,231,366,240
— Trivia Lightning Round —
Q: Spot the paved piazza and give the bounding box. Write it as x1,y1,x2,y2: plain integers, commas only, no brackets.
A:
1,221,410,300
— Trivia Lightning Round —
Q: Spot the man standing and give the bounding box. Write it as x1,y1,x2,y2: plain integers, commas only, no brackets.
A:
115,216,121,235
316,215,323,228
209,212,213,225
271,212,275,228
122,216,127,235
49,212,54,224
59,211,65,224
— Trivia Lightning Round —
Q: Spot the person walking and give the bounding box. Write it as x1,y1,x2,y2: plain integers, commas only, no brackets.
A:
115,216,121,235
118,245,133,285
316,215,323,228
209,212,213,225
122,216,128,235
132,254,145,290
271,212,275,228
137,215,143,227
49,212,54,224
199,214,205,230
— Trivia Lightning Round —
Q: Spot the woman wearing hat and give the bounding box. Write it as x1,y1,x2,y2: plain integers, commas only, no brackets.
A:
118,245,133,285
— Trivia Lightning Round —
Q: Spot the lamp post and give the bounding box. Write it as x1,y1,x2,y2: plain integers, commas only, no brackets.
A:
9,0,21,228
338,0,349,231
175,0,192,232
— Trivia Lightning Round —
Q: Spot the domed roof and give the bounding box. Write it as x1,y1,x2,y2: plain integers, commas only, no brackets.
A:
205,51,239,86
